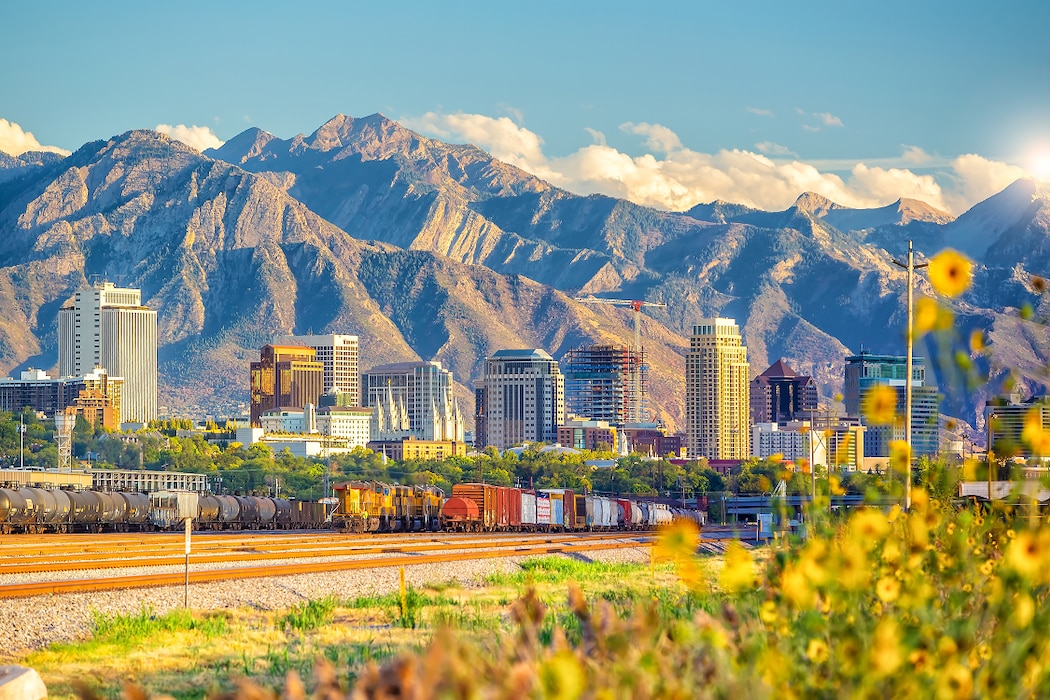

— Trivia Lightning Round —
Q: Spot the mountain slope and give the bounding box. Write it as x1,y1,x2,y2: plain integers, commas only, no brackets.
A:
0,129,689,425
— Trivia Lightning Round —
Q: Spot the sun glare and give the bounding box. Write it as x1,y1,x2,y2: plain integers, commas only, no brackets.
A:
1029,149,1050,182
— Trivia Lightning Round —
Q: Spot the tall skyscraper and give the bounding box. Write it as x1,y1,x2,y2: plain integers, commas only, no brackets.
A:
844,351,939,458
750,359,819,426
58,282,157,424
561,344,646,426
361,361,464,442
685,318,750,460
274,334,359,406
482,349,565,450
249,345,324,426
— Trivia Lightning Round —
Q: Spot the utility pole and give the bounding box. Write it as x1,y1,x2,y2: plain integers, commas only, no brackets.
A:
18,413,25,469
892,240,928,511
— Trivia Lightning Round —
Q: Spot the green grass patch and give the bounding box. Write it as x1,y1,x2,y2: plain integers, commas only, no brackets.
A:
90,605,229,644
484,556,645,586
280,595,339,632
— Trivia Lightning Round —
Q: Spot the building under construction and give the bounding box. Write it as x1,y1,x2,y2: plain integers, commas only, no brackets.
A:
562,344,647,426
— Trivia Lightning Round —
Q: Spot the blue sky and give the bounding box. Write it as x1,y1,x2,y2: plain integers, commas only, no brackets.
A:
3,0,1048,214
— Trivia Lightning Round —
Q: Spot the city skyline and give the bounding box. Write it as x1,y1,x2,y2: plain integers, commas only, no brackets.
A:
2,1,1048,215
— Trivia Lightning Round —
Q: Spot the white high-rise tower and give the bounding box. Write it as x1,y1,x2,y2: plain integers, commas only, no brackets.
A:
59,283,157,424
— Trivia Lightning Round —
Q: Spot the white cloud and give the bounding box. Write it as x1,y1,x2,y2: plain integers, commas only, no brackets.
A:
755,141,797,157
155,124,224,152
621,122,681,154
815,112,844,128
901,145,933,166
401,111,565,183
405,111,1037,215
945,154,1029,213
0,118,71,156
747,107,774,117
584,127,607,146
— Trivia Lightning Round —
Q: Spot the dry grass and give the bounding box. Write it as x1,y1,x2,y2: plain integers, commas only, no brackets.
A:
20,557,672,699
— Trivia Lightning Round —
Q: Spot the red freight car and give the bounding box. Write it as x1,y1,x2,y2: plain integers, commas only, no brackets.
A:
442,483,498,531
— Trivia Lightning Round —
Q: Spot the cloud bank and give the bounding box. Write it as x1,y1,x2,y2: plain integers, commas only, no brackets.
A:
155,124,224,152
0,119,71,157
405,111,1034,215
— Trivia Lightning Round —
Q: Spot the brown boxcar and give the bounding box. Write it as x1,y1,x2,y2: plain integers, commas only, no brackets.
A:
445,483,498,531
507,487,523,529
495,486,511,530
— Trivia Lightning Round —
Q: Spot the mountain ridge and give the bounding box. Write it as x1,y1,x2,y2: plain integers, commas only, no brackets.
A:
0,117,1047,431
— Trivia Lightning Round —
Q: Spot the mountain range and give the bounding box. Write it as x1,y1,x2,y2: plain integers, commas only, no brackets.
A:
0,113,1048,433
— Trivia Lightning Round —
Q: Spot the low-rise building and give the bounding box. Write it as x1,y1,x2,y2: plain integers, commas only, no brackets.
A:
558,418,617,452
316,406,372,449
620,424,685,458
367,437,466,461
0,368,123,428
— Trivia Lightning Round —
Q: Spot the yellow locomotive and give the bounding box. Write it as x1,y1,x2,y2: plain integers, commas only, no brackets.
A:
332,481,443,532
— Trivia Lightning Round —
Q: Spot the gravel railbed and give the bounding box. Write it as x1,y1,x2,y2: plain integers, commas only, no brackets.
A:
0,542,650,660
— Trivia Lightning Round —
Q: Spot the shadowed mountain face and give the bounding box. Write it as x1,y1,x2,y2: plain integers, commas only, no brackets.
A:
0,116,1048,430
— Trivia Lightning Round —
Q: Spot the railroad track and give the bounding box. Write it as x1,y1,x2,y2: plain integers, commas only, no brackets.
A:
0,532,648,575
0,537,654,599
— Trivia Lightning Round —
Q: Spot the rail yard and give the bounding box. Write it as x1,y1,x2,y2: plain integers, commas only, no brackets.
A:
0,528,666,659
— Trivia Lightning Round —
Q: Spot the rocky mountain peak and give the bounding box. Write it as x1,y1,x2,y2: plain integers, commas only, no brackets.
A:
896,197,954,225
205,127,276,165
793,192,844,217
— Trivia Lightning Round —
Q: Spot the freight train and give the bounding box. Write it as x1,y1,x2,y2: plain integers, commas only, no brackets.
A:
0,486,327,534
0,480,705,535
330,481,704,533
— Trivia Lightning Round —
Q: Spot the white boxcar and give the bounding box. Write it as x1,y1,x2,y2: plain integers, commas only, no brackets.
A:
599,496,615,529
521,490,537,530
584,496,597,529
149,490,199,529
536,492,552,530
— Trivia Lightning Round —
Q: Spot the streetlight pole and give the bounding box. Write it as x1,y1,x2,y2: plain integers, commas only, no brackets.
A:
892,240,928,511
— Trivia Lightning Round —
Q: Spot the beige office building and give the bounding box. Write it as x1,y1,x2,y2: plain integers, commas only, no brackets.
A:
482,349,564,450
58,283,157,424
686,318,750,459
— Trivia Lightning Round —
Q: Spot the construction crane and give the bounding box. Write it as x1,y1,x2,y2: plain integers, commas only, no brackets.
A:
573,297,668,423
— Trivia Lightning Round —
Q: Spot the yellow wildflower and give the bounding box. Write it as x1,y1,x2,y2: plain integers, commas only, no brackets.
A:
876,576,901,603
863,385,898,425
870,618,904,676
909,649,931,673
780,562,812,607
1005,530,1045,580
890,440,911,475
1013,593,1036,629
759,600,779,625
852,508,891,543
806,639,829,664
719,541,756,593
539,651,586,700
937,662,973,699
969,329,986,353
1021,408,1050,457
913,296,940,336
655,518,699,562
928,248,973,297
